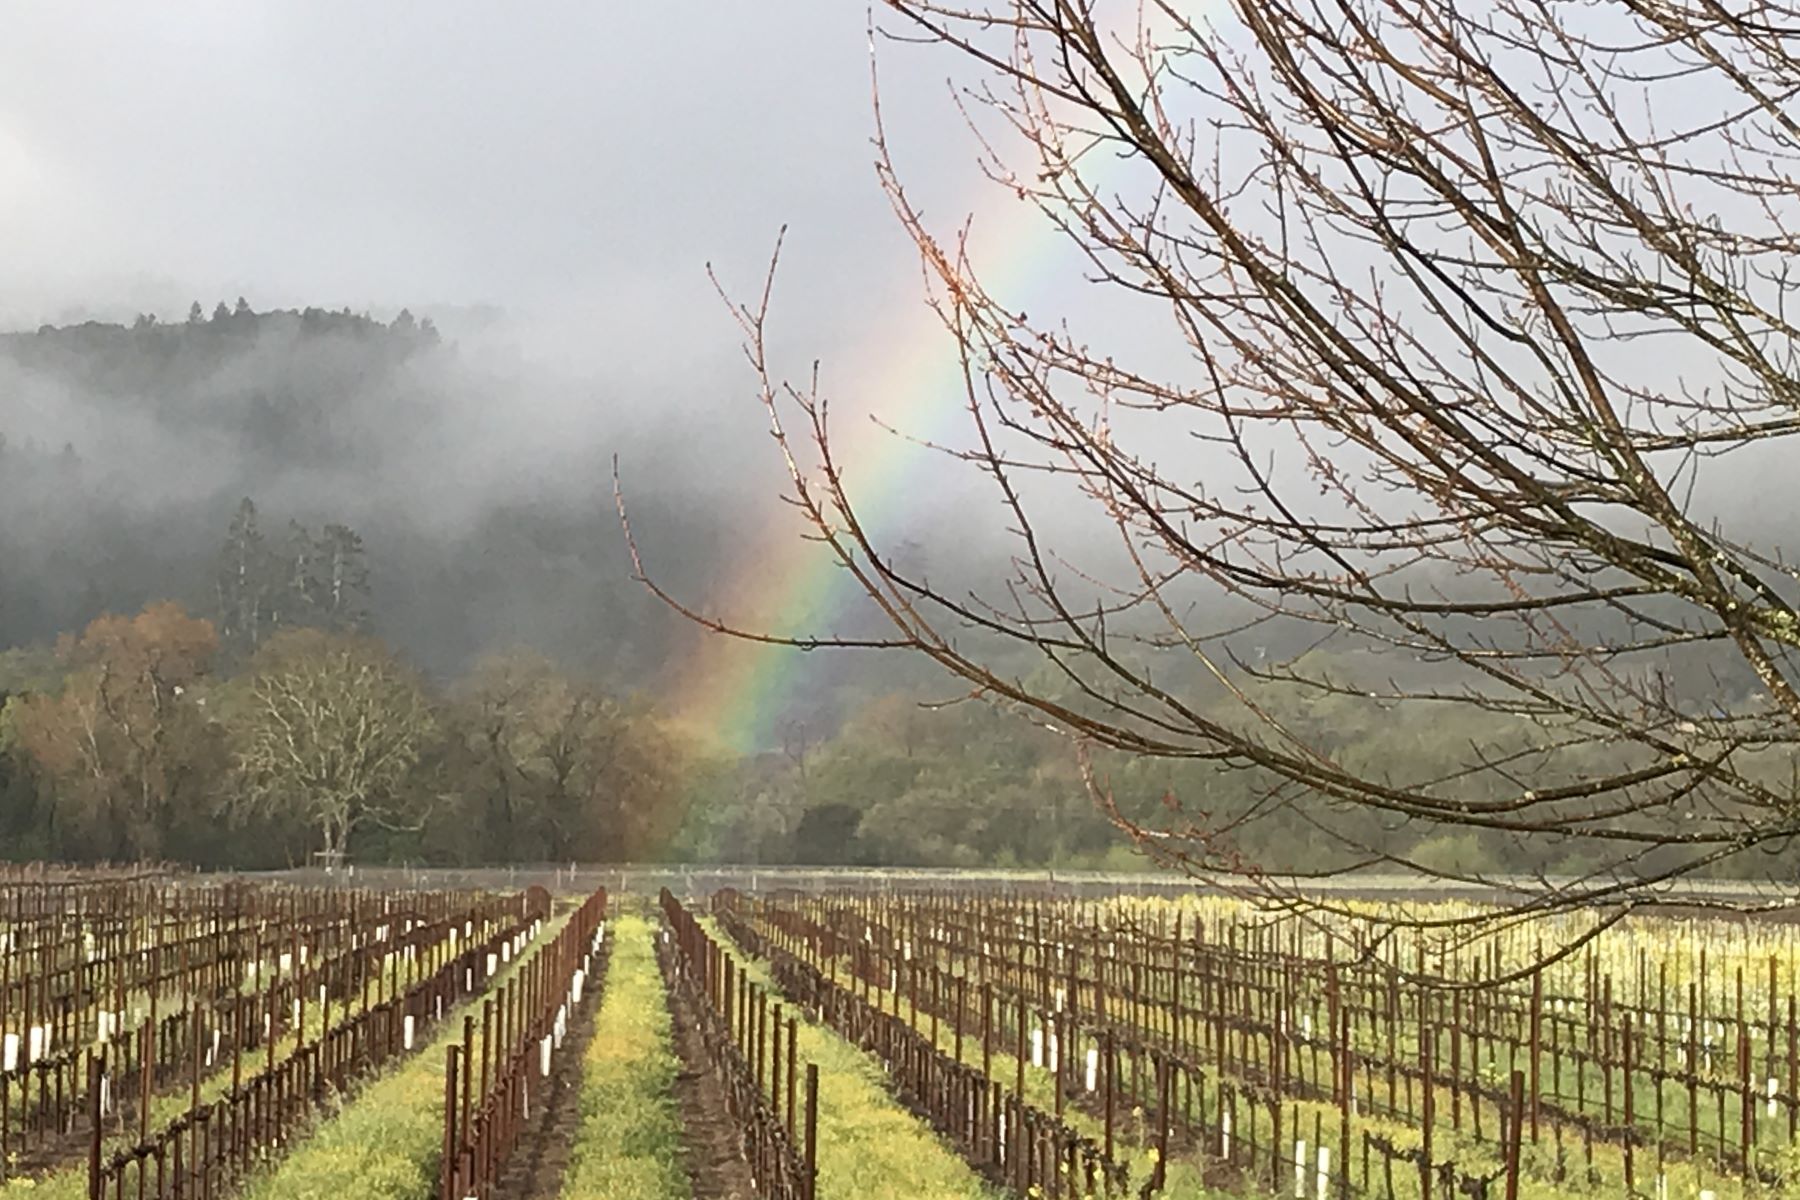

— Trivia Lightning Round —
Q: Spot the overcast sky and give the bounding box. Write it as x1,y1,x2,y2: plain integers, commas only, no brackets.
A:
0,1,1095,623
0,4,994,364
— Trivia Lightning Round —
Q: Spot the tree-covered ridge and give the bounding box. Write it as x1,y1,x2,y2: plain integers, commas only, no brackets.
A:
3,297,438,374
0,299,714,680
0,301,441,472
0,301,1773,879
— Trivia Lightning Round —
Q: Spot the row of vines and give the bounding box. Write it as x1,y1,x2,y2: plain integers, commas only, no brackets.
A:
0,865,617,1200
708,887,1800,1199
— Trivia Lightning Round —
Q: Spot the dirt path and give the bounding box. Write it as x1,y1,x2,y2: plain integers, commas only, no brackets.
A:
491,946,611,1200
661,942,757,1200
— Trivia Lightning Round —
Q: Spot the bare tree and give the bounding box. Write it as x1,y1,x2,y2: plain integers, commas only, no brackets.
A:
627,0,1800,927
226,629,433,867
10,604,219,861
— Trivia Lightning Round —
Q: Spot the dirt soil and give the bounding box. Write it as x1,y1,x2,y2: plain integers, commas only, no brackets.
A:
491,935,757,1200
491,948,610,1200
662,948,757,1200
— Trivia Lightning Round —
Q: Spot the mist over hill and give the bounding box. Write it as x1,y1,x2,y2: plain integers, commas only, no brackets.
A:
0,304,743,683
0,306,1781,879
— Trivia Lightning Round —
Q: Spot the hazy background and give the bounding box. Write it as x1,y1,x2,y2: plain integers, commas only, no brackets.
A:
3,5,1780,880
0,4,962,342
0,3,1066,712
0,3,1145,871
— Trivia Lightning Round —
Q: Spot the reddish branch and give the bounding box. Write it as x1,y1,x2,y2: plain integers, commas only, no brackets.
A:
626,0,1800,935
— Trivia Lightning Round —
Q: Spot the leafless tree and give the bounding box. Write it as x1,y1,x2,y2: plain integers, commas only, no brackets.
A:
226,629,434,867
628,0,1800,929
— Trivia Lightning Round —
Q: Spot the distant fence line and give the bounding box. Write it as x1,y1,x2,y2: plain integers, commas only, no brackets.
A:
232,865,1800,909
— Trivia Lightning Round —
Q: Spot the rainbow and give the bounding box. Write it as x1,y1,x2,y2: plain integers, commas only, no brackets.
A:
662,189,1063,755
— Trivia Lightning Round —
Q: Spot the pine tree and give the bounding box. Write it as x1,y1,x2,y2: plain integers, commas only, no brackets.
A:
216,498,271,656
274,520,317,629
315,524,370,631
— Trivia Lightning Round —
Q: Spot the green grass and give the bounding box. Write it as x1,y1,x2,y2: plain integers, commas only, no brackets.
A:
559,914,688,1200
235,912,571,1200
0,935,479,1200
758,924,1781,1200
705,919,1004,1200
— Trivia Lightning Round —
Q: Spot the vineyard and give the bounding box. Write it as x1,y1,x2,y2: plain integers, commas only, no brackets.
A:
0,865,1795,1199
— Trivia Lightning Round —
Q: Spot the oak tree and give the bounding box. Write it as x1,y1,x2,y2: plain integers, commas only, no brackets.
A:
225,629,433,866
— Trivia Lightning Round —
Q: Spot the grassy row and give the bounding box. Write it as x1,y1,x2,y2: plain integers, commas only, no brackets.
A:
1,934,483,1199
778,930,1779,1200
236,911,572,1200
704,919,1004,1200
558,914,688,1200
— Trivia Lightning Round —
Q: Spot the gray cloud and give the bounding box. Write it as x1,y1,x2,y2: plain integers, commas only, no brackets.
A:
0,4,1096,700
0,4,972,349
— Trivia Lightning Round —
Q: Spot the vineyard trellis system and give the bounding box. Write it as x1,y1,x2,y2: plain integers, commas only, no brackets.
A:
660,889,820,1200
0,871,566,1199
81,883,552,1200
8,869,1795,1200
716,889,1133,1197
438,885,610,1200
2,879,523,1178
712,887,1800,1199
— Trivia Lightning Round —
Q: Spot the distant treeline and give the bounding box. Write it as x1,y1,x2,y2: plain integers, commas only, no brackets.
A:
0,598,685,868
0,308,1773,877
0,585,1765,878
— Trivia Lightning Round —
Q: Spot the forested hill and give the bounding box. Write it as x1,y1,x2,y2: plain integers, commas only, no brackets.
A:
0,304,439,466
0,306,1770,878
0,302,712,682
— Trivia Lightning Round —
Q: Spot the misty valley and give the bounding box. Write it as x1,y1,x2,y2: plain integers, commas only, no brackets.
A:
0,307,1135,871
